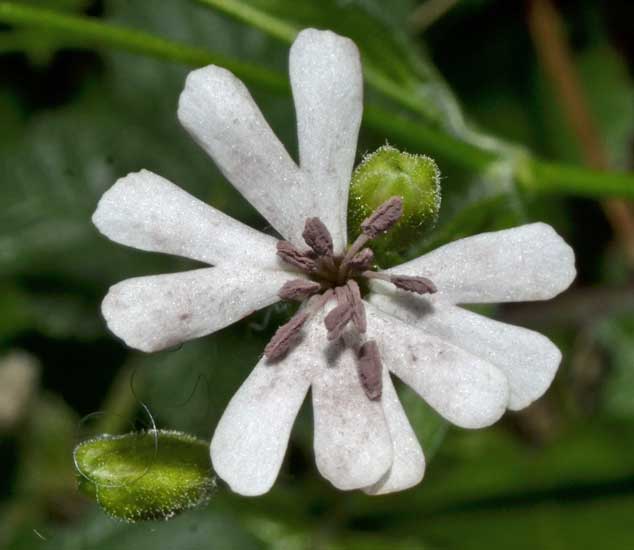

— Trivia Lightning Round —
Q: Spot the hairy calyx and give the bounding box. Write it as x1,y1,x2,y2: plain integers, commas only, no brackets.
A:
265,196,437,401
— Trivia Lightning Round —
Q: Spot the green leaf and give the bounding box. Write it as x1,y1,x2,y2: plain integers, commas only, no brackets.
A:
0,0,294,286
136,325,269,436
413,494,634,550
596,314,634,420
245,514,430,550
537,42,634,168
16,0,90,11
1,391,79,545
578,45,634,169
7,507,264,550
74,430,214,522
375,422,634,518
14,392,78,499
0,282,105,341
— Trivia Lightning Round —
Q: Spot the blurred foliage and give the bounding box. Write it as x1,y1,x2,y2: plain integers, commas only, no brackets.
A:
1,0,634,548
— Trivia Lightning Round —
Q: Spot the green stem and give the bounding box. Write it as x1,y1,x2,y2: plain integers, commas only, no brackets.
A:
195,0,432,118
195,0,634,199
196,0,297,43
96,364,141,435
364,105,496,172
0,2,287,92
525,159,634,199
1,1,633,200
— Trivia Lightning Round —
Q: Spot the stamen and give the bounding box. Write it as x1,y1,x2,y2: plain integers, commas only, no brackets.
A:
278,279,321,301
345,280,367,333
264,310,309,362
362,270,437,295
271,203,433,384
348,248,374,272
276,241,317,273
338,197,404,281
337,233,371,281
308,288,335,313
266,289,335,361
361,270,389,282
360,196,403,239
324,287,353,341
391,275,437,295
302,217,334,257
357,340,382,400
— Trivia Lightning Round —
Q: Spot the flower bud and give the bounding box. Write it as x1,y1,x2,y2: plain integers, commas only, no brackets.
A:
348,145,441,266
74,430,214,522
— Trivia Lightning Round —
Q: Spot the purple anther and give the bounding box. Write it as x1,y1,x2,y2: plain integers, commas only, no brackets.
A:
391,275,437,295
278,279,321,302
302,217,334,257
348,248,374,272
360,196,404,239
324,299,353,342
276,240,317,273
264,310,309,361
358,340,383,400
345,279,367,333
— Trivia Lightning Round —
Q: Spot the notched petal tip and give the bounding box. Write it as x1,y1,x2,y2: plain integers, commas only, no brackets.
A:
101,283,159,353
365,459,425,496
448,368,510,430
534,222,577,293
91,169,153,236
506,337,562,411
177,64,241,123
210,448,273,497
292,27,360,60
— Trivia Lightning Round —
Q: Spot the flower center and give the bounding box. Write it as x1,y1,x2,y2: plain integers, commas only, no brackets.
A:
264,196,437,401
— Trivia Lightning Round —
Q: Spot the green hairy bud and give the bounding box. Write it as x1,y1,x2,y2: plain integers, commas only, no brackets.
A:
348,145,441,266
74,430,214,522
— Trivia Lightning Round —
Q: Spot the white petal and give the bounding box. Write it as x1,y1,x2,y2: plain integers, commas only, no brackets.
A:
385,223,576,304
102,266,293,352
312,337,393,490
211,350,317,496
366,303,509,429
364,371,425,495
289,29,363,253
178,66,309,246
371,293,561,411
92,170,279,266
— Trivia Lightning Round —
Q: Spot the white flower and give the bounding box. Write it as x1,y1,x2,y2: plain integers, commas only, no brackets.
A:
92,29,576,497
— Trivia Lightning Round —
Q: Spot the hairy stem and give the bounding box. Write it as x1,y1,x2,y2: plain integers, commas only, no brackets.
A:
1,1,634,199
363,105,497,172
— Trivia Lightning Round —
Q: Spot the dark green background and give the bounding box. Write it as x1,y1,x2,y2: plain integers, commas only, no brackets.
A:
1,0,634,548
